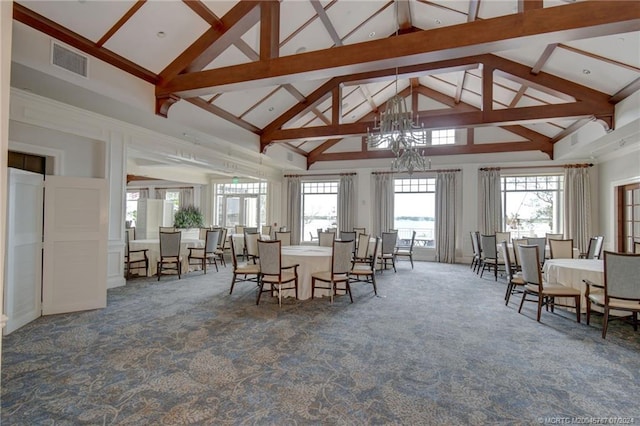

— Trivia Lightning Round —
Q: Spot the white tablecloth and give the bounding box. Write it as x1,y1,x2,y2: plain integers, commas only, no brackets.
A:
542,259,605,314
129,238,205,276
280,245,333,300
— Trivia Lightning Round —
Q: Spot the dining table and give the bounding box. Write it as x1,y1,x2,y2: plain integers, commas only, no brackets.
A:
279,245,333,300
541,258,621,315
128,238,205,276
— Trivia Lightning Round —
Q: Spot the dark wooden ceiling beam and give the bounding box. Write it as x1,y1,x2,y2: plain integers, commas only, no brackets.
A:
307,138,344,168
157,1,640,97
260,1,280,60
13,3,158,84
396,0,412,31
158,1,262,83
610,76,640,103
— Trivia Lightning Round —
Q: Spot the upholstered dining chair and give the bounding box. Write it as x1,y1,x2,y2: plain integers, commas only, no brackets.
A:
261,225,272,237
479,234,503,281
275,231,292,246
549,239,574,259
318,231,335,247
470,231,482,273
527,237,547,264
339,231,356,243
378,230,398,273
157,231,182,280
244,231,260,263
228,237,260,295
501,240,525,305
517,244,581,323
214,227,228,267
188,229,220,274
354,233,371,264
235,225,245,234
511,238,529,271
198,227,211,240
350,237,380,297
311,240,354,303
395,230,416,269
580,236,604,259
545,233,564,244
124,228,148,279
256,240,299,307
584,251,640,338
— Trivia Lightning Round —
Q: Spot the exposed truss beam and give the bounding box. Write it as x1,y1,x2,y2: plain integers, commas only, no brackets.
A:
310,0,342,46
157,1,640,97
185,98,260,134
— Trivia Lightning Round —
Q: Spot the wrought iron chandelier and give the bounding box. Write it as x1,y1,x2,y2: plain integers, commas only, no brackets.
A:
366,2,429,175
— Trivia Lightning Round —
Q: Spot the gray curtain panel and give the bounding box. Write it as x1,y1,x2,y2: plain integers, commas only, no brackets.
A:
478,168,502,235
436,171,458,263
138,189,149,199
179,188,194,208
372,173,394,237
286,177,302,245
155,188,167,200
338,175,355,232
563,167,592,253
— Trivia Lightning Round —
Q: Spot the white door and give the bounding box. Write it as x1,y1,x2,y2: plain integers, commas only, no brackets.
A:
42,176,108,315
3,168,44,335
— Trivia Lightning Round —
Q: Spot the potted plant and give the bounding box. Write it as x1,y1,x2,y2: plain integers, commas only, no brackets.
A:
174,205,204,239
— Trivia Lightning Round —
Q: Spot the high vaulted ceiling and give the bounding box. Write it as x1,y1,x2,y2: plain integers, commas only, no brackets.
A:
13,0,640,171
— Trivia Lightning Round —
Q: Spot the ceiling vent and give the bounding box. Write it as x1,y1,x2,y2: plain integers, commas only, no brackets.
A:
51,42,88,78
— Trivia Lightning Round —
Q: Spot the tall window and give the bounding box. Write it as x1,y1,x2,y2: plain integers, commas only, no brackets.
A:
165,190,180,214
302,181,338,242
394,178,435,248
501,175,564,239
216,182,266,228
618,182,640,253
126,190,141,227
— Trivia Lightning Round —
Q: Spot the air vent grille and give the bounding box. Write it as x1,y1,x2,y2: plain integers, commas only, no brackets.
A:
52,42,88,77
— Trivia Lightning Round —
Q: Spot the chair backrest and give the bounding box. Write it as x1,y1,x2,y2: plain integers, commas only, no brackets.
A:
501,241,515,280
353,227,366,241
527,237,546,263
159,226,175,233
125,228,134,256
229,236,239,269
216,227,228,249
257,240,282,276
512,238,529,266
332,240,354,275
244,227,258,234
495,231,511,244
261,225,272,236
245,232,260,257
470,232,480,257
355,233,370,258
325,228,337,234
199,227,211,240
205,230,220,253
381,231,398,255
517,244,543,287
480,234,498,259
404,230,417,250
126,227,135,242
339,231,356,242
318,231,335,247
593,236,604,258
603,251,640,300
159,231,181,257
635,241,640,254
275,231,291,246
549,238,574,259
371,237,382,272
545,233,564,244
235,225,245,234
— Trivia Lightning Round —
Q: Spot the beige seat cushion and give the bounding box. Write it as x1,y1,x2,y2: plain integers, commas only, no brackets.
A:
236,263,260,274
312,271,348,281
262,270,297,283
588,293,640,310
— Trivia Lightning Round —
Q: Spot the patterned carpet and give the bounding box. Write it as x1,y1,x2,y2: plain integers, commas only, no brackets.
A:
2,260,639,425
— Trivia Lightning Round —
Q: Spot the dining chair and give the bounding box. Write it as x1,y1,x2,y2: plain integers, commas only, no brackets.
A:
261,225,272,237
212,227,227,267
256,240,299,307
311,240,354,303
517,244,581,323
527,237,547,264
395,230,416,269
228,236,260,295
244,231,260,263
188,229,220,274
479,234,503,281
339,231,356,243
545,233,564,244
549,238,574,259
124,228,148,279
198,227,211,240
244,227,258,234
318,231,335,247
350,237,380,297
495,231,511,244
584,251,640,338
580,236,604,259
470,231,482,273
275,231,292,246
501,241,525,305
378,230,398,273
235,225,245,234
157,231,182,280
354,233,371,264
511,238,529,271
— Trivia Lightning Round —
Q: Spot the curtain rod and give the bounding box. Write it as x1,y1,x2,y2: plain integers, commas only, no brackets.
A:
284,172,357,178
371,168,461,175
479,163,593,171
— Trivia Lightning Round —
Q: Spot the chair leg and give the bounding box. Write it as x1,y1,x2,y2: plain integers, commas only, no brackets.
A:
586,299,591,324
409,254,413,269
157,262,161,281
229,275,237,294
575,295,581,323
536,295,543,322
371,274,378,296
602,307,609,338
505,282,512,305
256,277,264,305
518,290,527,313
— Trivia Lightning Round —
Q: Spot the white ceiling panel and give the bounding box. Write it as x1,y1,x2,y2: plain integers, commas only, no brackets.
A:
524,86,572,105
280,16,335,57
240,23,261,55
280,0,318,42
201,1,237,19
325,137,362,153
522,122,564,138
326,0,387,39
290,78,331,97
475,127,528,144
565,31,640,68
203,44,253,71
104,1,210,74
243,89,299,128
478,0,518,19
419,97,450,111
17,0,135,43
341,6,396,45
286,111,319,130
214,85,282,117
412,2,467,30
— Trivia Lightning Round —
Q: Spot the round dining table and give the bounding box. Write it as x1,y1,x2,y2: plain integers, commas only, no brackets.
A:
280,245,333,300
